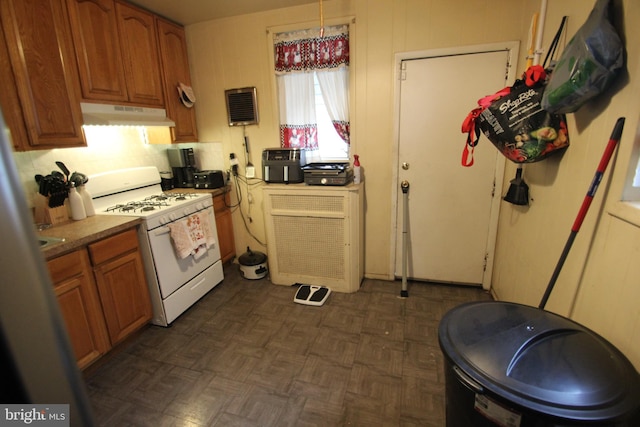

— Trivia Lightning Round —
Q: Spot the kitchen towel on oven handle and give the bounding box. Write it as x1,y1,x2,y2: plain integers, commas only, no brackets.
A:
167,211,216,260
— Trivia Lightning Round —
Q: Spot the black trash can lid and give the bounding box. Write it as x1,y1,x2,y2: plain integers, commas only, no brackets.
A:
438,301,640,421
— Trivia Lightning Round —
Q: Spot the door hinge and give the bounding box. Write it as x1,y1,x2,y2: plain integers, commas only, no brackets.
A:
400,61,407,81
491,178,496,197
483,252,489,271
505,54,513,81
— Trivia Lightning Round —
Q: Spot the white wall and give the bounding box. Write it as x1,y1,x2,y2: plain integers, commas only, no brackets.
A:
13,127,225,206
185,0,532,275
491,0,640,369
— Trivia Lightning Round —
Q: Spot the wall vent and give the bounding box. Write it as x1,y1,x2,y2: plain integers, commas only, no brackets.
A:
225,87,259,126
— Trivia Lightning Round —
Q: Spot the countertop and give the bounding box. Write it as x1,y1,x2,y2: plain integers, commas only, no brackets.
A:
38,215,143,260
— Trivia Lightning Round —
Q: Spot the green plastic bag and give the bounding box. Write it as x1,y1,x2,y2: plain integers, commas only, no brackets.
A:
541,0,624,114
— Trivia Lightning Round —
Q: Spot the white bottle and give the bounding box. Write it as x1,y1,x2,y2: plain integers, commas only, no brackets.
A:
78,184,95,216
353,154,361,184
68,182,86,220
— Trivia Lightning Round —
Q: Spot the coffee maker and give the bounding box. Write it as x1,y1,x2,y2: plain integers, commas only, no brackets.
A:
167,148,197,188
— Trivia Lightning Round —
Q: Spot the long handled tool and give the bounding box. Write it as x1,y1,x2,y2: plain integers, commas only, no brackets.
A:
400,180,410,298
539,117,625,309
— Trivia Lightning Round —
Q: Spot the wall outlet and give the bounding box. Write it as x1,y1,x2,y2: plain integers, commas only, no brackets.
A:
246,165,255,178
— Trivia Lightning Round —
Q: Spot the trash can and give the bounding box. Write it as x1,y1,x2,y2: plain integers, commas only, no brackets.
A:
438,301,640,426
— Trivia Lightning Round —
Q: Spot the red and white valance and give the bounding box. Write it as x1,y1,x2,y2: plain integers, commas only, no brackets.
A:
274,25,349,74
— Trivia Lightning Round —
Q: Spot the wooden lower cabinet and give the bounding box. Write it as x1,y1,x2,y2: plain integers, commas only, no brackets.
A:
49,249,110,370
89,228,152,346
48,227,151,369
213,191,236,263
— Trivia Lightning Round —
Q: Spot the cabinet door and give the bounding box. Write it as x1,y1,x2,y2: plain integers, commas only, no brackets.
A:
0,0,85,149
116,1,164,107
156,18,198,142
213,192,236,263
94,250,152,344
0,20,29,150
49,249,111,370
66,0,128,102
91,230,152,345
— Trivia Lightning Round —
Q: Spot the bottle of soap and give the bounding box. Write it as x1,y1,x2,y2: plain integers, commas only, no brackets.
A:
78,184,95,216
68,182,86,220
353,154,361,184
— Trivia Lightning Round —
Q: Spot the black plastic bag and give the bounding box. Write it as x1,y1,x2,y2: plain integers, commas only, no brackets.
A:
476,68,570,164
541,0,624,114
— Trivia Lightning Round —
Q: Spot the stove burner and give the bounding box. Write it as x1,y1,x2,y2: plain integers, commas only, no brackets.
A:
146,195,169,202
103,192,204,215
106,200,169,213
161,192,196,201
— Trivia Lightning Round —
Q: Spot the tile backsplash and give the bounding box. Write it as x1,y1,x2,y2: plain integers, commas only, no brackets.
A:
12,126,224,207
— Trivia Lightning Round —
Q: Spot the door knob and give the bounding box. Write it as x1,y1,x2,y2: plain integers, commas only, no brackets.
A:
402,162,410,170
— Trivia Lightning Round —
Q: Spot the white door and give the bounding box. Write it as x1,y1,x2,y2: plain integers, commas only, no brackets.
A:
394,46,517,288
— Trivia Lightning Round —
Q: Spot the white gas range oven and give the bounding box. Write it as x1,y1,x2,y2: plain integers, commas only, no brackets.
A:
87,166,224,326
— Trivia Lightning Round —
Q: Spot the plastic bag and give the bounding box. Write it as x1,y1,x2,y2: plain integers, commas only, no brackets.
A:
541,0,624,114
476,68,569,164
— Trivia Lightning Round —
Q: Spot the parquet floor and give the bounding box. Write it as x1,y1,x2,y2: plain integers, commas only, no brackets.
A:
85,263,492,426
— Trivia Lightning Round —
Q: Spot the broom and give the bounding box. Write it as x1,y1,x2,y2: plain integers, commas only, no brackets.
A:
539,117,625,309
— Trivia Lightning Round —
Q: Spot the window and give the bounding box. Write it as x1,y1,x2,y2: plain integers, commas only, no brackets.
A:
313,74,349,160
273,24,350,163
622,118,640,201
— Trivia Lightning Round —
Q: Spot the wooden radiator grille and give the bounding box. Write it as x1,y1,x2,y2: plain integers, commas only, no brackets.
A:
272,216,345,279
270,194,344,213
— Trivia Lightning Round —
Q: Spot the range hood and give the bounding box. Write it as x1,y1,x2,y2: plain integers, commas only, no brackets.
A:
80,102,175,127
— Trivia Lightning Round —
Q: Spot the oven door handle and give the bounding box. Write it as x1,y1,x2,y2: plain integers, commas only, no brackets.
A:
154,226,171,236
190,276,206,291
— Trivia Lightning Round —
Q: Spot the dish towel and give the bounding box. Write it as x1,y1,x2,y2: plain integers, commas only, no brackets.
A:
168,211,216,260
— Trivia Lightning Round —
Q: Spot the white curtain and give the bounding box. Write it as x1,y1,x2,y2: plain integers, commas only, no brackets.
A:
317,67,349,144
276,72,317,149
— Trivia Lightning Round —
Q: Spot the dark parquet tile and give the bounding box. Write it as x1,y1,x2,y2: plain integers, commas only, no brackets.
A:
85,263,492,426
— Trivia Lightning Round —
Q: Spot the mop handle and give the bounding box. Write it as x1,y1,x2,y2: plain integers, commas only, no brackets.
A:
572,117,626,232
539,117,625,309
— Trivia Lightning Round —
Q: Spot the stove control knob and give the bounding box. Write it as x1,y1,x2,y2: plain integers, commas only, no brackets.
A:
195,202,204,210
168,213,176,222
159,216,168,225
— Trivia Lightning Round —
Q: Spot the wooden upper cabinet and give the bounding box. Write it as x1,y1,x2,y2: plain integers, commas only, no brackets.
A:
157,18,198,142
66,0,164,107
0,19,29,151
66,0,128,102
115,1,164,106
0,0,85,149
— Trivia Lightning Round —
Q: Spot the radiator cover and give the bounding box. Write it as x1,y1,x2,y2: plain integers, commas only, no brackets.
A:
262,184,363,293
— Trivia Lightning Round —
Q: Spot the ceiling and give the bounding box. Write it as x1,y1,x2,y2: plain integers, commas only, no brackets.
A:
129,0,319,25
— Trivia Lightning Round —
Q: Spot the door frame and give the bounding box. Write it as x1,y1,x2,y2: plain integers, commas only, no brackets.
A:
389,42,520,290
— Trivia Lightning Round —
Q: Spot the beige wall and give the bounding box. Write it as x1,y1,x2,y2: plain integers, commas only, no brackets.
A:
186,0,640,369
